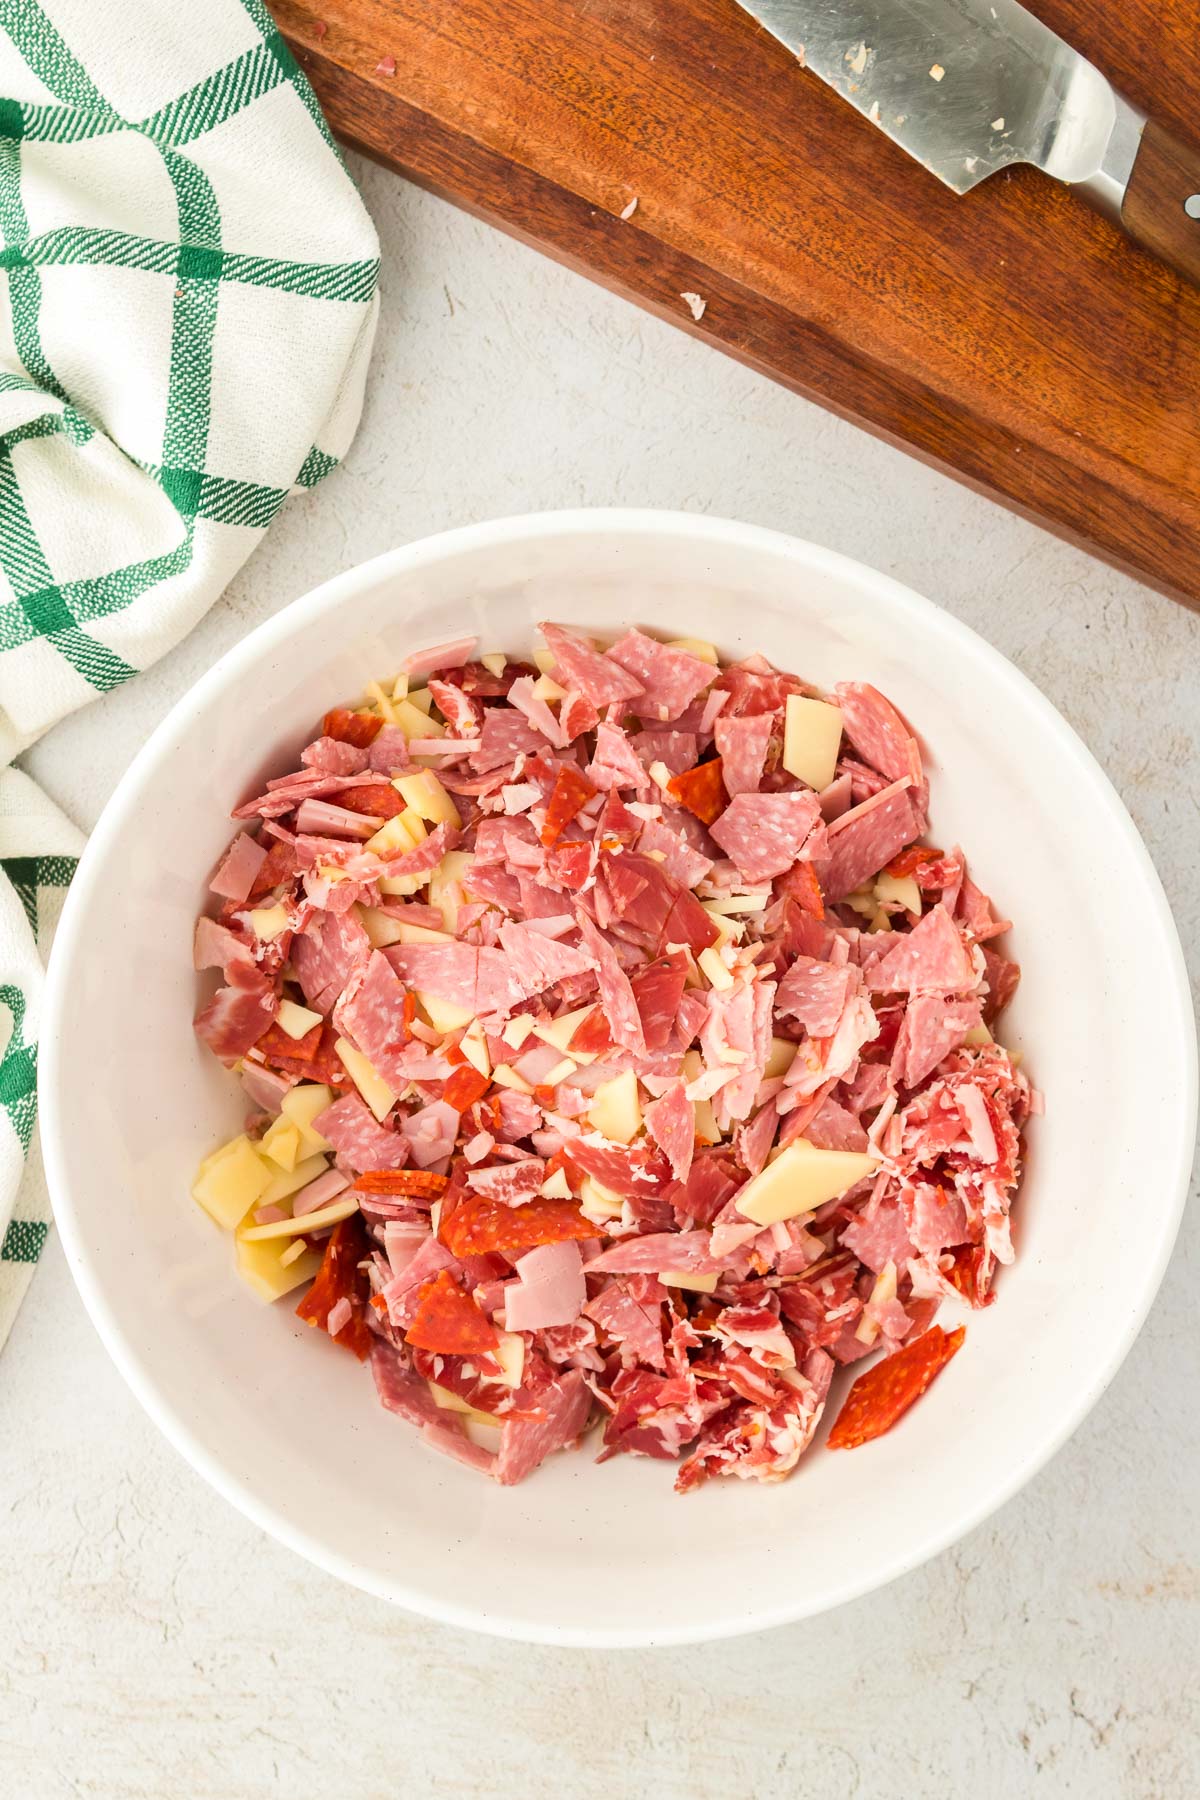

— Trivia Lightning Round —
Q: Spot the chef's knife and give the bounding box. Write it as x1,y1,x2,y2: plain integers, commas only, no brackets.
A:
734,0,1200,282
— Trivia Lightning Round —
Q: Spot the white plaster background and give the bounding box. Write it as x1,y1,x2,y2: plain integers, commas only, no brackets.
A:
3,159,1198,1798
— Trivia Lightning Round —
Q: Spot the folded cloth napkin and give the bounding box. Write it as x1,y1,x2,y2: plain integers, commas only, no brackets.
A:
0,0,380,1346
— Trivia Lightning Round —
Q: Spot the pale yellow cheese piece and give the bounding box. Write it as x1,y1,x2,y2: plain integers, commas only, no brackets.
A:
390,919,452,946
587,1070,642,1144
416,990,475,1035
529,1003,599,1063
963,1022,994,1047
493,1330,525,1388
579,1174,624,1222
260,1116,303,1172
258,1150,332,1207
532,672,566,703
235,1233,322,1302
501,1012,537,1049
405,687,435,717
428,849,474,933
192,1135,271,1231
479,652,507,679
334,1036,396,1123
459,1017,492,1076
238,1195,359,1241
275,997,322,1041
394,769,461,829
765,1036,798,1079
682,1048,721,1146
539,1166,573,1200
280,1083,333,1154
491,1063,534,1094
358,906,407,949
875,871,921,915
248,903,289,941
782,695,843,791
660,1270,719,1293
427,1382,499,1429
665,636,719,665
377,872,429,898
532,647,556,675
541,1057,577,1087
390,672,410,703
855,1259,897,1345
735,1137,878,1225
367,809,428,857
698,945,735,990
364,679,399,726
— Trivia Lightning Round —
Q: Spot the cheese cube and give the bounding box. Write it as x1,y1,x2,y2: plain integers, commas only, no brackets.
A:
280,1083,333,1154
358,906,407,949
533,672,566,703
259,1150,332,1207
698,946,735,990
364,679,399,725
192,1135,271,1231
394,770,462,829
875,871,921,915
765,1036,798,1079
235,1233,322,1302
238,1194,359,1240
480,652,507,679
782,696,844,791
493,1330,525,1387
735,1137,878,1225
377,873,429,898
587,1070,642,1144
260,1116,303,1172
428,849,474,933
367,809,428,857
491,1063,534,1094
416,990,475,1034
276,997,323,1041
502,1012,537,1049
579,1175,624,1223
405,688,435,717
665,636,719,665
660,1270,719,1293
529,1004,599,1064
539,1166,573,1199
249,903,289,941
459,1017,492,1076
334,1036,396,1122
963,1022,994,1047
532,647,556,675
390,919,452,945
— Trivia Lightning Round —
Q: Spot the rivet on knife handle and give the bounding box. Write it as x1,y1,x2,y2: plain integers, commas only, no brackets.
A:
734,0,1200,284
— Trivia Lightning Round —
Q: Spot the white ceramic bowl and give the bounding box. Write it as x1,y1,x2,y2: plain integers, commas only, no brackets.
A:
41,511,1196,1647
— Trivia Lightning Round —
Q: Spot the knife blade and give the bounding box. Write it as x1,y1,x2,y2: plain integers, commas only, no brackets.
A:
734,0,1200,281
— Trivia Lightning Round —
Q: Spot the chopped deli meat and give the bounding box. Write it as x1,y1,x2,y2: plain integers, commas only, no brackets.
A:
191,625,1034,1490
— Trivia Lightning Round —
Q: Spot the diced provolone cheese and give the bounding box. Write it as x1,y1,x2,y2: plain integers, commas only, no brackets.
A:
530,1004,598,1063
276,997,322,1040
192,1134,271,1231
665,636,719,665
587,1070,642,1144
735,1137,878,1225
502,1012,537,1049
782,695,843,791
260,1116,302,1172
258,1150,332,1207
579,1175,624,1222
334,1036,396,1122
875,871,921,915
235,1233,322,1302
249,903,289,941
393,770,461,829
280,1083,333,1154
416,990,475,1035
765,1036,798,1079
660,1269,719,1293
698,946,735,990
238,1194,358,1240
480,652,507,679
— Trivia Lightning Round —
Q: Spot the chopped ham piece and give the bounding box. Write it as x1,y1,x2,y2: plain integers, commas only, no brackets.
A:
192,624,1032,1492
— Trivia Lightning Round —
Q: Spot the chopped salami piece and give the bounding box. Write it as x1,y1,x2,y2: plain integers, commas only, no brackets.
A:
776,956,854,1037
315,1094,409,1171
295,1214,372,1360
405,1268,499,1356
776,859,825,919
604,627,714,721
587,1229,721,1275
865,907,976,996
494,1369,591,1485
826,1323,965,1450
713,712,772,796
465,1159,545,1207
334,782,406,819
981,946,1021,1021
834,683,922,789
840,1198,916,1273
667,757,727,826
819,778,919,902
471,709,550,773
371,1338,444,1427
630,951,689,1050
322,707,384,747
302,736,372,775
587,720,649,790
292,907,371,1015
891,994,982,1088
710,789,824,884
541,762,597,846
539,622,645,707
574,912,646,1055
636,816,713,888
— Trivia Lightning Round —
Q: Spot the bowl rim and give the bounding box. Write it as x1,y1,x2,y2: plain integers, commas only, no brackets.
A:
40,506,1198,1647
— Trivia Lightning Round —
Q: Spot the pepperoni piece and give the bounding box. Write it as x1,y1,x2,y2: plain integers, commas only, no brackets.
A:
246,835,296,901
255,1017,321,1066
825,1324,965,1450
440,1192,596,1259
886,844,944,878
353,1168,449,1197
322,707,384,747
255,1021,349,1088
944,1245,994,1308
540,763,597,847
294,1215,373,1360
405,1268,499,1355
336,782,406,819
778,860,825,920
442,1064,490,1112
667,756,728,827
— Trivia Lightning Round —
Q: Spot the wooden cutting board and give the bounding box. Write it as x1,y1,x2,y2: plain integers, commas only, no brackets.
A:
268,0,1200,610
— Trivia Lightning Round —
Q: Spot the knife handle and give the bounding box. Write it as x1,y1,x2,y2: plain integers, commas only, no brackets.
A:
1122,119,1200,285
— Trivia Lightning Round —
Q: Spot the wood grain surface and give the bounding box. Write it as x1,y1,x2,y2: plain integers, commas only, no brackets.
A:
267,0,1200,609
1124,119,1200,287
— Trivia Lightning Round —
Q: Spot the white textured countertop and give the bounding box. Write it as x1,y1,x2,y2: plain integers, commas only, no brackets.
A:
6,161,1199,1799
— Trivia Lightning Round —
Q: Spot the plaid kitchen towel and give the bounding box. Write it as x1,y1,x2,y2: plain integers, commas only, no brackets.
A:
0,0,380,1346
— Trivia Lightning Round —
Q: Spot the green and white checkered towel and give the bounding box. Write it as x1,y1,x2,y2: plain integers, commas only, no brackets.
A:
0,0,380,1347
